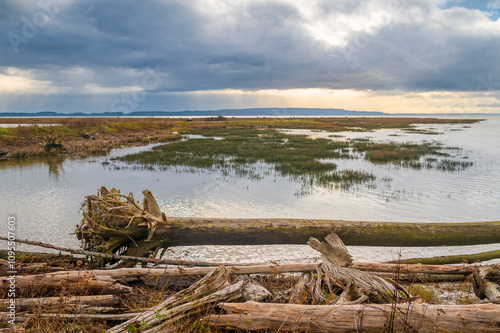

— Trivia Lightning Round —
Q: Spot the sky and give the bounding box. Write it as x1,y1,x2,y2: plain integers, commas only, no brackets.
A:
1,0,500,114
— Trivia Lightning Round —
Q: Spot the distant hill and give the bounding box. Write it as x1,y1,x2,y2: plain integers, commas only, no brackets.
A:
0,108,495,117
0,108,386,117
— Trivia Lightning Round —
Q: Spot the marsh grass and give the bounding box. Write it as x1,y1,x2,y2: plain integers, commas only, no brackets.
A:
115,126,473,193
403,128,443,135
352,139,455,165
115,128,376,192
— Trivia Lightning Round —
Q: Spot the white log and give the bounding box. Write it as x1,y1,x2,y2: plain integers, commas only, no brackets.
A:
205,301,500,332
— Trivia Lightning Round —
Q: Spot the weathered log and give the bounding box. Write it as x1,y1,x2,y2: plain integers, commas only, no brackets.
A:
378,273,468,283
0,327,24,333
77,188,500,259
205,301,500,332
391,249,500,265
0,312,137,323
473,266,500,303
0,236,237,267
0,249,82,264
34,313,137,320
0,270,132,296
127,217,500,247
0,261,474,300
29,262,476,287
93,263,320,281
0,259,61,276
0,295,119,312
353,262,474,275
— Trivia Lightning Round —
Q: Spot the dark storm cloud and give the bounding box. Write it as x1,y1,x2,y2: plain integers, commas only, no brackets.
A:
2,0,500,102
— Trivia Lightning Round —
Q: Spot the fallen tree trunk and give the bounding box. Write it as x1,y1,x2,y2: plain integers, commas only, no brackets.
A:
77,188,500,259
204,301,500,332
24,262,475,286
353,262,475,275
0,236,237,267
0,312,138,323
115,217,500,247
0,295,119,312
0,270,132,296
0,249,81,263
391,249,500,265
0,259,61,276
378,273,468,283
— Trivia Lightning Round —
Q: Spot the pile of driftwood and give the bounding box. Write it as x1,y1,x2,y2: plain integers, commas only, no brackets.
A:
1,232,500,332
1,187,499,331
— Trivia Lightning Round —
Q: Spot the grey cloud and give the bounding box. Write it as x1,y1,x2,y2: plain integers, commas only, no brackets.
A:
1,0,500,110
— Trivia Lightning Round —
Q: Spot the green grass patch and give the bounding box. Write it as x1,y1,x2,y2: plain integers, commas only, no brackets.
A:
0,127,12,136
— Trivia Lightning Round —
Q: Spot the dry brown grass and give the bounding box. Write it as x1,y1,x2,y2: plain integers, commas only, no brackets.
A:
0,116,480,159
1,129,180,158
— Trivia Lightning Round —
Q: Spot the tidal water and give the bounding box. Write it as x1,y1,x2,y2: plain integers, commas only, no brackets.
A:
1,116,499,263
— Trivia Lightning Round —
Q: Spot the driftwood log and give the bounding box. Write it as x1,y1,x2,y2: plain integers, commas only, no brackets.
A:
0,259,61,276
204,301,500,332
0,261,481,298
0,312,138,323
3,262,476,287
15,262,479,282
0,295,119,312
0,270,132,296
391,249,500,265
76,187,500,259
0,236,232,268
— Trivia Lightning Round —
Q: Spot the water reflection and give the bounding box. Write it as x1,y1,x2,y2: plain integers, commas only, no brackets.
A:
1,117,499,264
47,156,65,178
1,155,67,178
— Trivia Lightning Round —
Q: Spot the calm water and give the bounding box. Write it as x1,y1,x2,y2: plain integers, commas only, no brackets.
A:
1,116,499,263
